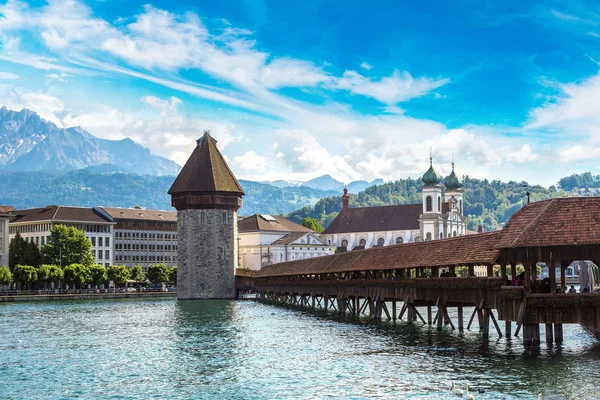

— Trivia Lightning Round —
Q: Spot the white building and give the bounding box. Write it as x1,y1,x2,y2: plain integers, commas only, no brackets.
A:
9,206,115,267
0,206,12,267
101,207,177,271
238,214,335,270
323,158,468,250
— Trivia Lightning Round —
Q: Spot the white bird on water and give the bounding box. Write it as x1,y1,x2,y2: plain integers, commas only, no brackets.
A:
465,384,474,400
450,382,463,396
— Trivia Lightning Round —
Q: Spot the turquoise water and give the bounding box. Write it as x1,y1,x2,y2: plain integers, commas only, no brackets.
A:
1,299,599,400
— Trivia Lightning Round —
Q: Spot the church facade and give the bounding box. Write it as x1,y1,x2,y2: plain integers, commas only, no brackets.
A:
323,158,468,250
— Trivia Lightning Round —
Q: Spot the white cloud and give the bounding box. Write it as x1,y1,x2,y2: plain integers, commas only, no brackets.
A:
558,145,600,162
0,72,19,79
328,70,449,104
506,144,537,163
140,95,182,111
234,150,269,173
360,62,372,70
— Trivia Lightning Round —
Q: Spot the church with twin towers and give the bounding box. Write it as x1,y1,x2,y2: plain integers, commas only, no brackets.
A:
170,132,466,299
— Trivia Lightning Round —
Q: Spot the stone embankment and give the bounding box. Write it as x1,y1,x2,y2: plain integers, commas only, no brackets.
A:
0,292,176,302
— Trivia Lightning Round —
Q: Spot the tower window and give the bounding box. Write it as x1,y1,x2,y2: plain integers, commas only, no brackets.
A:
438,196,441,212
377,238,384,246
426,196,432,212
426,232,432,241
341,239,348,247
395,237,404,244
459,199,463,214
359,238,366,246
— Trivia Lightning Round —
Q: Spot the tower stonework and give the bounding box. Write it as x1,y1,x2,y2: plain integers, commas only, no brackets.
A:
168,132,244,300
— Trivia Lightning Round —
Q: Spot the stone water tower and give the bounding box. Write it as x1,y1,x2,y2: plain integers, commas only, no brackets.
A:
168,131,245,299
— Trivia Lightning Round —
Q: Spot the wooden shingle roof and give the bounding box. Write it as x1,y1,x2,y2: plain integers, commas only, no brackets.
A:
254,231,500,277
238,214,312,233
495,197,600,249
168,132,244,196
323,204,422,234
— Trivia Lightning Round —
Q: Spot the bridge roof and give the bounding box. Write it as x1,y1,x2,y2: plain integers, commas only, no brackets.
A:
254,231,500,277
494,197,600,249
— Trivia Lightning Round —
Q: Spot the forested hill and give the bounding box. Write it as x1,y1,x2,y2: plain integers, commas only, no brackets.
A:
286,176,581,232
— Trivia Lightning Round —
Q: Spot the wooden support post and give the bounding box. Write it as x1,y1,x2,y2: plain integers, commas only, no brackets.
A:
467,307,477,330
501,264,507,280
398,302,408,320
505,320,511,338
449,265,456,277
487,264,493,277
482,309,490,337
311,294,315,309
549,260,557,293
532,324,540,345
560,260,569,292
468,265,475,277
368,297,375,316
457,305,464,331
414,307,427,325
545,323,554,344
427,306,432,325
490,311,502,337
511,264,517,283
407,300,414,325
554,324,563,344
323,295,328,311
436,308,443,331
443,306,455,330
522,324,532,345
477,309,484,331
381,301,392,320
392,300,397,322
514,324,522,337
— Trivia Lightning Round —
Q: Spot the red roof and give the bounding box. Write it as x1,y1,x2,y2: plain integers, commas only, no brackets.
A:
168,132,244,196
10,206,113,224
254,231,500,277
238,214,312,233
495,197,600,248
323,204,422,234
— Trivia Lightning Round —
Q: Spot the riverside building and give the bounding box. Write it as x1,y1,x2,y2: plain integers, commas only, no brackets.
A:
8,206,115,266
323,158,468,250
100,207,177,271
0,206,13,267
238,214,334,270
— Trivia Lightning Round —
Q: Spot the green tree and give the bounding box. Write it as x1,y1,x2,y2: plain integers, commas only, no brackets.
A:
0,266,13,286
13,265,38,288
168,266,177,284
37,264,63,287
301,217,324,233
128,266,146,283
9,233,41,269
88,264,108,287
147,263,169,284
63,263,90,289
41,225,94,267
107,265,130,287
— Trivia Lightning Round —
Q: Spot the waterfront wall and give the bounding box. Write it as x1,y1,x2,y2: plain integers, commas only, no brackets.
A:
0,292,176,302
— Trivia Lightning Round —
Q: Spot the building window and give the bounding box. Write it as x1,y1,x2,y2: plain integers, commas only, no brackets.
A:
359,238,366,246
98,251,103,260
98,237,103,247
91,237,96,246
440,232,443,239
453,231,457,237
105,250,110,259
341,239,348,247
426,196,432,212
105,237,110,247
459,199,463,214
377,238,384,246
395,237,404,244
438,196,441,212
426,232,432,241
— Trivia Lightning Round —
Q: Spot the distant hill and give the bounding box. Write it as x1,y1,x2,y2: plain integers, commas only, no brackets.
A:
0,106,180,176
301,174,344,191
347,178,385,193
286,176,584,232
0,171,338,216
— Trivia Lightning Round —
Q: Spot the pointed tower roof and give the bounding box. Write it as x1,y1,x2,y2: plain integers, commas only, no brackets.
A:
168,131,244,210
422,156,442,186
445,161,462,190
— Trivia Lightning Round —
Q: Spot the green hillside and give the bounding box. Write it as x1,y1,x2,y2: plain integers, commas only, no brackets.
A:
286,176,583,232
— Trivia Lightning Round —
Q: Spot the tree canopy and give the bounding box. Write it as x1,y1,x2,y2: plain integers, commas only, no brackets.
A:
9,233,41,269
147,263,169,284
41,225,95,267
63,263,89,288
168,266,177,284
107,265,130,287
88,264,108,287
128,266,146,283
37,264,63,285
0,266,12,286
13,265,38,285
301,217,324,233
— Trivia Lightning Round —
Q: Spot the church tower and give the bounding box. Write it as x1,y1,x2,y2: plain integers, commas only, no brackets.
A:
168,131,245,299
444,160,466,237
419,156,443,241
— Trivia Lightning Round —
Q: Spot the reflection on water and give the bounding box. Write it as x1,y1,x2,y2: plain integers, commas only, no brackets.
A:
1,298,599,399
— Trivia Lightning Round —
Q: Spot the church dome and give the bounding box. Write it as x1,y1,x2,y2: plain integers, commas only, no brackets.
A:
445,163,462,190
422,157,442,186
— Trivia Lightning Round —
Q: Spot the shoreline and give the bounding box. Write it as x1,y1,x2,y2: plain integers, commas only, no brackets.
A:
0,292,177,302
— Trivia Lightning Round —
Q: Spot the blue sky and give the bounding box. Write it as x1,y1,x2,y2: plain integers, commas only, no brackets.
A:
1,0,600,186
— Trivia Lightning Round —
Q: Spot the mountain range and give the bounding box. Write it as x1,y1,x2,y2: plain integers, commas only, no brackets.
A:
0,107,180,176
260,175,384,193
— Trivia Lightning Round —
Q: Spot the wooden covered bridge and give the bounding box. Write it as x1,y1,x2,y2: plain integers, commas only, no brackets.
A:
236,197,600,345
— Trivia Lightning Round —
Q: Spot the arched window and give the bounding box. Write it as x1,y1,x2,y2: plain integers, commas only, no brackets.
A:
459,199,463,214
377,237,385,246
359,238,366,246
440,232,443,239
395,237,404,244
438,196,441,212
415,235,420,242
426,232,432,241
453,231,457,237
426,196,432,212
341,239,348,247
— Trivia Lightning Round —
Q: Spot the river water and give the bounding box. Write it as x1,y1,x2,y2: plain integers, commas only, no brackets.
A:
1,299,599,400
